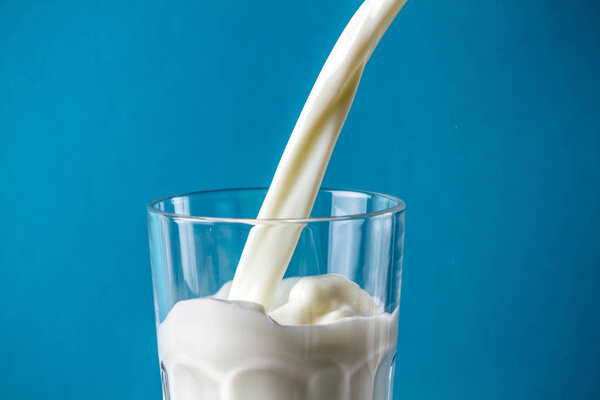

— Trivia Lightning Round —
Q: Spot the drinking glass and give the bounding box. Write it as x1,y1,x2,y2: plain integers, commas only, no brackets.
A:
147,188,405,400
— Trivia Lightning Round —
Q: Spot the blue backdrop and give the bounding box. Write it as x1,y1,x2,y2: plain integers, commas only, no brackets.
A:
1,0,599,398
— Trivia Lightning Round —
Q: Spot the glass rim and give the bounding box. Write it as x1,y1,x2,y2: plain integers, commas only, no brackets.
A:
147,187,405,224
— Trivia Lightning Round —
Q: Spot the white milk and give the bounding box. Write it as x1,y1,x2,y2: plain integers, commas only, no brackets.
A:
158,1,406,399
159,275,399,400
228,0,407,308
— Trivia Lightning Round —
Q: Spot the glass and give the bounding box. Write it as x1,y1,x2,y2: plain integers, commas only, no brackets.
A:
147,188,405,400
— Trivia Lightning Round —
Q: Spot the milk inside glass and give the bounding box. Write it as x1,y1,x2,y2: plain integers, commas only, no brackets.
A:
159,276,399,400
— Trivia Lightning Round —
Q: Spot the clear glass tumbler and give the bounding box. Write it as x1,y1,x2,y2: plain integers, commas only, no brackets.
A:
147,188,405,400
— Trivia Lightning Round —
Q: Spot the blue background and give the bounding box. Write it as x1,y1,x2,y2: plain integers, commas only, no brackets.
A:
1,0,599,398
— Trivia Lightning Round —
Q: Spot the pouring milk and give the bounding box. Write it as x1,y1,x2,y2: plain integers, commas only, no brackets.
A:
228,0,407,308
158,1,407,399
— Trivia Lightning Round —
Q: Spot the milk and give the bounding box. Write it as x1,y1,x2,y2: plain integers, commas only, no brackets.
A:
159,276,399,400
157,1,407,398
228,0,407,308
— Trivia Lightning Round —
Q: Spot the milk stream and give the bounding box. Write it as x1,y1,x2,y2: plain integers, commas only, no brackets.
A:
228,0,407,308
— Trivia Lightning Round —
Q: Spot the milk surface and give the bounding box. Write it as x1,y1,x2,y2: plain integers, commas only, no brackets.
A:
158,275,398,400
